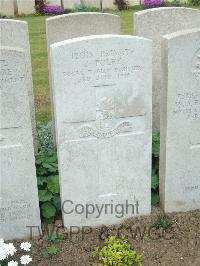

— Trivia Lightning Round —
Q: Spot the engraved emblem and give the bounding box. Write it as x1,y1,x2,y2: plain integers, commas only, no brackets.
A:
80,121,132,139
79,94,133,139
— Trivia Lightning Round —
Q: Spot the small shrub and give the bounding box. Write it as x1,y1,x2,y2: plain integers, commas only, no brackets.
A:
35,0,46,13
35,149,61,223
171,0,182,6
189,0,200,5
43,5,64,15
92,236,143,266
152,214,173,232
72,4,100,12
42,245,57,259
144,0,164,8
37,121,55,153
114,0,129,10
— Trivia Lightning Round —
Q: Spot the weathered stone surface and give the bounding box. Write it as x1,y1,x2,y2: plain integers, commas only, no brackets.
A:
0,19,37,151
0,47,41,240
134,7,200,131
16,0,35,15
160,28,200,212
46,12,120,142
0,0,14,17
48,0,62,5
50,35,152,227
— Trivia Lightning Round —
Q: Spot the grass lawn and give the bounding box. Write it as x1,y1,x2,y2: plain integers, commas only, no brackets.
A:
17,10,136,126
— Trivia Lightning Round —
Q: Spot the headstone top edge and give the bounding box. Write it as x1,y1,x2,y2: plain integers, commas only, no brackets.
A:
162,27,200,40
46,12,120,22
50,34,152,49
0,19,27,25
134,7,200,16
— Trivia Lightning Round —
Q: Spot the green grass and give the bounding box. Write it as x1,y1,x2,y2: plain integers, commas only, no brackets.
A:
17,10,135,126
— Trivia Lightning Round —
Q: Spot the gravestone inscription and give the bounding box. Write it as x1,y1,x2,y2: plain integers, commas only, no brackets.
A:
160,28,200,212
0,19,37,151
134,7,200,131
50,35,152,227
46,12,120,142
0,47,41,240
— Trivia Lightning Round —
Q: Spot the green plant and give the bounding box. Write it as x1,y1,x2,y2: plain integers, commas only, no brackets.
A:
151,133,160,205
42,245,58,259
114,0,129,10
48,234,65,244
171,0,181,6
37,121,55,153
71,4,100,13
151,214,173,232
35,149,61,223
92,236,143,266
189,0,200,5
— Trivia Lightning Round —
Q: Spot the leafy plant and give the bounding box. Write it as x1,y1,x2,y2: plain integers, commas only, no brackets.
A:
48,234,65,244
151,214,173,232
42,245,58,259
71,4,100,13
144,0,164,8
35,149,61,223
92,236,143,266
114,0,129,10
43,5,64,15
37,121,55,153
171,0,181,6
151,133,160,205
189,0,200,5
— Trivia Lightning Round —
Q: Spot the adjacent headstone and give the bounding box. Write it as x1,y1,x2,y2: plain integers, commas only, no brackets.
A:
0,19,37,151
134,7,200,131
16,0,35,15
50,35,152,227
160,28,200,212
48,0,62,6
46,12,120,142
0,0,14,17
63,0,80,9
0,47,41,240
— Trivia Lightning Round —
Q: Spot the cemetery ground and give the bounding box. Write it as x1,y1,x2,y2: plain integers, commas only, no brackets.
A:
2,7,200,266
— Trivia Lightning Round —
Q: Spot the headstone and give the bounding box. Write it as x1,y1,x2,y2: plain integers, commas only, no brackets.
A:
0,19,37,152
134,7,200,131
46,12,120,142
0,0,14,17
50,35,152,227
63,0,80,9
160,28,200,212
0,47,41,240
16,0,35,15
48,0,62,6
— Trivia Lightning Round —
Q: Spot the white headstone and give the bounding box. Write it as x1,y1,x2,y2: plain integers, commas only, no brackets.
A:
0,47,41,240
0,19,37,151
16,0,35,15
63,0,80,9
48,0,61,6
46,12,120,142
160,28,200,212
50,35,152,227
0,0,14,17
134,7,200,131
